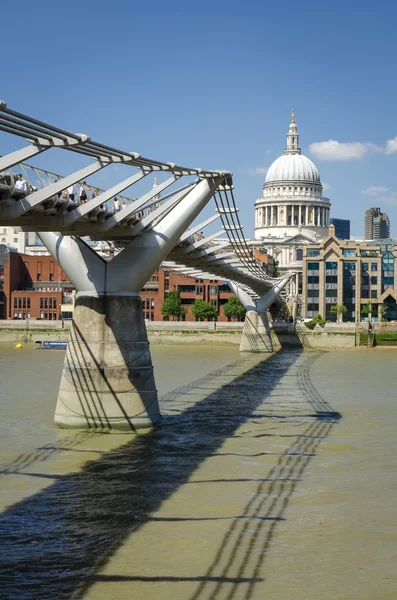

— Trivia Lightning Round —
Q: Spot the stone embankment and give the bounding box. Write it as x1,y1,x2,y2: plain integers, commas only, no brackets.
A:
1,319,397,348
0,319,244,345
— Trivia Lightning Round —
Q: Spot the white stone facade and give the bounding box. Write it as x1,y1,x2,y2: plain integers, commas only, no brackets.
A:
0,227,26,254
254,110,331,242
252,111,332,314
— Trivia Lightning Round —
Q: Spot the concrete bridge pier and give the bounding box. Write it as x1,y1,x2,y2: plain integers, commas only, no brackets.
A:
229,276,291,353
58,292,159,430
38,177,221,430
239,310,279,353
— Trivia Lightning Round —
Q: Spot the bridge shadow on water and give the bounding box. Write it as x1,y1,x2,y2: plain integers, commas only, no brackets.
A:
0,350,341,600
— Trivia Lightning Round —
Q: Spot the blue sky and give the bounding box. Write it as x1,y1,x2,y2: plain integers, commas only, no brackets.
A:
2,0,397,237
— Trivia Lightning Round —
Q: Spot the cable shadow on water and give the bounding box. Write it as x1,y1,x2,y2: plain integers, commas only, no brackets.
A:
0,349,340,600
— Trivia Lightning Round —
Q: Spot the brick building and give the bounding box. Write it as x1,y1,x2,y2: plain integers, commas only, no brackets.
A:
140,271,235,321
1,244,273,322
0,245,73,320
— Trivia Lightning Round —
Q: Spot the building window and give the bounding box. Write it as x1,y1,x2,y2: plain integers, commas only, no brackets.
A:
40,298,43,309
178,285,196,293
44,298,48,309
308,276,319,284
307,250,320,257
27,298,30,309
53,298,57,308
296,249,303,260
18,298,22,309
49,298,53,308
22,298,26,308
371,263,378,271
343,249,355,257
371,276,377,285
307,303,319,311
361,262,369,271
325,261,337,270
308,262,320,270
308,290,319,297
49,273,54,281
343,262,356,270
209,286,218,296
37,273,41,281
14,298,17,308
371,290,377,298
326,275,337,284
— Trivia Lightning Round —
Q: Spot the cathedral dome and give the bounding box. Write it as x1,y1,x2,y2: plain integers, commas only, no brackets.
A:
265,153,320,184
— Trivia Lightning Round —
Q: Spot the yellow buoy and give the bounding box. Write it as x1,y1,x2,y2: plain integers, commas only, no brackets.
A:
16,343,23,349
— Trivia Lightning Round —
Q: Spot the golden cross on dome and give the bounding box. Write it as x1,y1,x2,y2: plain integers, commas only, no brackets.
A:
291,108,295,123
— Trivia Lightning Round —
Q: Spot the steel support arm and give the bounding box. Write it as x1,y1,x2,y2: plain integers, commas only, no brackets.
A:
256,274,292,312
106,177,222,293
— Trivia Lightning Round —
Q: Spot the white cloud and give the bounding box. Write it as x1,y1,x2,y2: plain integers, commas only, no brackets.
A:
310,140,382,161
361,186,390,196
385,136,397,155
382,194,397,207
361,185,397,207
249,166,268,175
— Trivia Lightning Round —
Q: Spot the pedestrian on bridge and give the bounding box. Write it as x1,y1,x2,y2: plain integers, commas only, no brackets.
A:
14,173,29,194
67,185,75,201
79,182,88,204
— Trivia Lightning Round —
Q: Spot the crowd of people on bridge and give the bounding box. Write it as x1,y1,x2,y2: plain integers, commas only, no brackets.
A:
12,173,128,214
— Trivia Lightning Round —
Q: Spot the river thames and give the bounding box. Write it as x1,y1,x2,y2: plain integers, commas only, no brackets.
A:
0,343,396,600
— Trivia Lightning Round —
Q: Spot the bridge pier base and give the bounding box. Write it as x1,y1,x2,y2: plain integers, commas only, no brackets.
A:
239,310,280,353
55,294,160,430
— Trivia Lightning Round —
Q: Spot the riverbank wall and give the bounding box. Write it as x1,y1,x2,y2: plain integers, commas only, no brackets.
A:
0,320,244,346
1,319,397,348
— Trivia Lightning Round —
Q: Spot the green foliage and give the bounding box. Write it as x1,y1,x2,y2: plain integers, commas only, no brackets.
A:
223,296,246,321
375,333,397,346
361,303,372,316
304,314,327,330
330,304,348,321
272,258,280,278
160,290,186,321
191,299,218,321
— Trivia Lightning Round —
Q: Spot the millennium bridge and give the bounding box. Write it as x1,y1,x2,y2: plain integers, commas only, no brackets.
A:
0,101,293,430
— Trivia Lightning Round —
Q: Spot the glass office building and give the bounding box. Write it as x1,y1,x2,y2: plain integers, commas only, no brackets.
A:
330,218,350,240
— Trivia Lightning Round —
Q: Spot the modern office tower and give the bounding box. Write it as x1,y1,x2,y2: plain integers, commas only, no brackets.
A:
365,207,380,239
330,218,350,240
373,213,390,240
365,207,390,240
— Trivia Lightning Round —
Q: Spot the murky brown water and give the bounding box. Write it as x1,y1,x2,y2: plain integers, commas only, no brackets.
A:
0,343,396,600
